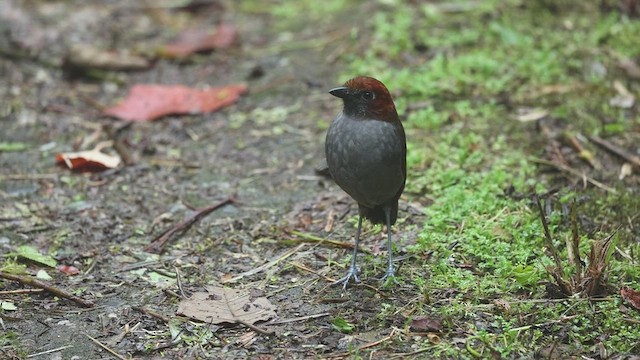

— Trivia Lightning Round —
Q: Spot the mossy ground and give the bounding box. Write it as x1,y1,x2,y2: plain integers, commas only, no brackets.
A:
262,0,640,357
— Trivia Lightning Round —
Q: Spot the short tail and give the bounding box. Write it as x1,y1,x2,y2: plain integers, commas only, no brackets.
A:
360,201,398,226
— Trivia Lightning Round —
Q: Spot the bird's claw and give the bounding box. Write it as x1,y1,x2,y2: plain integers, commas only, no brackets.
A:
377,267,399,286
332,267,360,290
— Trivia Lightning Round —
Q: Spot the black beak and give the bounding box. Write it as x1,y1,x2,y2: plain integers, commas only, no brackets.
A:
329,86,350,99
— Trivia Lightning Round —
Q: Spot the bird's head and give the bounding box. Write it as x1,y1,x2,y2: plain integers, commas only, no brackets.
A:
329,76,399,123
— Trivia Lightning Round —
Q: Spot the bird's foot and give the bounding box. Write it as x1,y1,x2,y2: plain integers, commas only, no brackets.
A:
377,266,399,286
332,266,360,290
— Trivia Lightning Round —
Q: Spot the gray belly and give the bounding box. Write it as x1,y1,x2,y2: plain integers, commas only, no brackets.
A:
325,113,405,208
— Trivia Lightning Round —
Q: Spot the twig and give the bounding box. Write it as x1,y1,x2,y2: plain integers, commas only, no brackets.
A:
388,348,431,359
569,202,582,276
564,133,601,169
327,328,397,359
0,288,44,295
174,266,188,298
263,312,330,325
534,196,564,270
0,272,94,308
533,196,572,296
589,135,640,169
26,345,74,358
292,262,388,296
291,262,334,282
146,196,235,253
236,319,275,336
85,333,126,360
220,244,305,283
531,158,616,193
104,122,135,166
288,230,372,254
0,173,58,181
509,314,580,332
132,306,170,323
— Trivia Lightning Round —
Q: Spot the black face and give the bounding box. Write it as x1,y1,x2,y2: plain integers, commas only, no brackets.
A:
329,87,377,118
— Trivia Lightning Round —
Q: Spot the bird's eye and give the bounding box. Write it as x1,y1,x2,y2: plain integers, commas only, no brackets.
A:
361,91,375,101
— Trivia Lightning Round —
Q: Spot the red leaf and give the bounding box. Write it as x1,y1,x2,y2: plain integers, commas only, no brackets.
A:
621,287,640,311
57,265,80,276
56,145,121,171
160,24,236,58
104,83,247,121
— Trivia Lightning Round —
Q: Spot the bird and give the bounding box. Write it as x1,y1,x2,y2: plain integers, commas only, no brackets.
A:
325,76,406,288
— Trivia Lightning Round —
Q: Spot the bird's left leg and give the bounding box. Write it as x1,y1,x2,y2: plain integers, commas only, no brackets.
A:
378,206,398,284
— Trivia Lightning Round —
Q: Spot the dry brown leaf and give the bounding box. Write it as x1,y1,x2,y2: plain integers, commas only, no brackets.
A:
177,286,276,325
621,287,640,311
104,83,247,121
410,316,443,332
56,142,121,171
160,24,236,58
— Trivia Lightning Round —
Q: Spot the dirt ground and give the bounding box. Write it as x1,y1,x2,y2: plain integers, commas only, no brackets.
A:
0,1,425,359
1,1,639,359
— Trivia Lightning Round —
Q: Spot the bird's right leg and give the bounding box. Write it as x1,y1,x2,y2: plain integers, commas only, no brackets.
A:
333,213,362,290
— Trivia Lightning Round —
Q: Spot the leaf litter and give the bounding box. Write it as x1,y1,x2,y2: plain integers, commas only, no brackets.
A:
177,286,276,325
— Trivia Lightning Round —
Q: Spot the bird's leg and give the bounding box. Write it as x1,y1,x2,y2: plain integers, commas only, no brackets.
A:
378,206,397,284
333,214,362,289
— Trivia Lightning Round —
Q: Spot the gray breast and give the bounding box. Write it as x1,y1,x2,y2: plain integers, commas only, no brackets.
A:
325,113,404,208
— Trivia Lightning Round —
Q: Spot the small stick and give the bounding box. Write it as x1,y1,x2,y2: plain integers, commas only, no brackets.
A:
26,345,74,358
534,196,563,270
0,272,94,308
146,196,235,253
85,333,126,360
221,244,305,283
174,266,188,298
288,230,372,254
569,202,582,275
132,306,170,323
534,196,572,296
236,319,275,336
292,262,388,296
0,173,58,181
0,288,44,295
263,312,330,325
531,158,616,193
564,133,601,169
589,135,640,168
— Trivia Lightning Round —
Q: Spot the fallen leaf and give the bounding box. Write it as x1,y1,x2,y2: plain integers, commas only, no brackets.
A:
1,301,17,311
621,287,640,311
56,142,121,171
619,163,633,180
104,83,247,121
160,24,236,58
11,245,57,267
410,316,443,332
36,269,52,280
57,265,80,276
64,44,150,71
515,108,549,122
609,80,636,109
331,317,355,334
177,286,276,325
